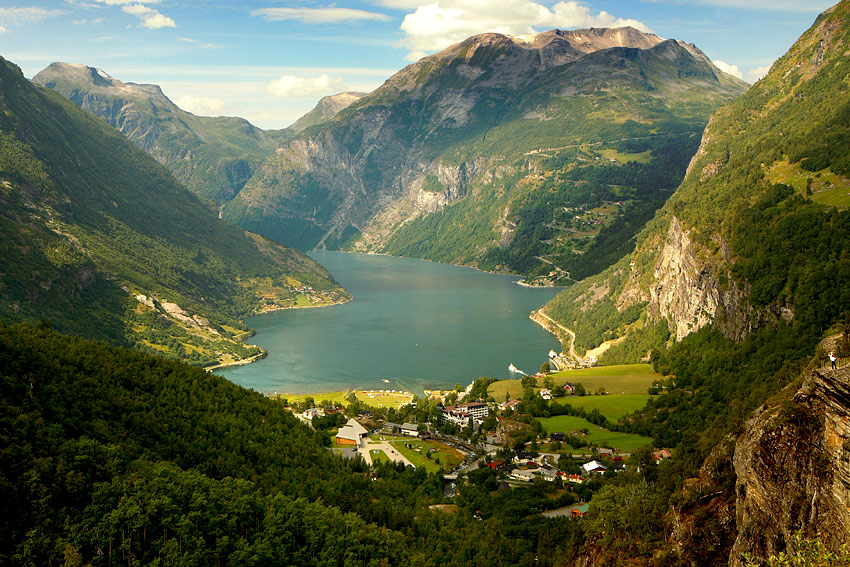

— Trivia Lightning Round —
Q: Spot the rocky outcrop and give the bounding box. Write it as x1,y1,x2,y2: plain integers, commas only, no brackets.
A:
628,216,752,340
731,366,850,565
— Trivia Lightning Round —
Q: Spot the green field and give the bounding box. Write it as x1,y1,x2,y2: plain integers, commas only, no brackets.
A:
555,393,652,421
489,363,660,400
537,415,653,452
388,438,465,473
277,390,350,405
370,448,392,466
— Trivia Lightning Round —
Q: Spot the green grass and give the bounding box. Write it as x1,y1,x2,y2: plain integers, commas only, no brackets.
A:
765,160,850,209
488,363,660,400
370,449,392,466
536,415,653,452
389,439,464,473
277,390,349,405
599,148,653,164
556,393,652,421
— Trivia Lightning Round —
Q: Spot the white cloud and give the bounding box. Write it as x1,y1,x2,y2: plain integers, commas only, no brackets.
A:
72,17,105,25
122,3,175,29
178,37,221,49
747,65,772,82
266,74,345,98
176,95,228,116
0,7,68,28
252,7,391,24
713,60,743,80
398,0,651,56
0,25,6,34
91,0,162,5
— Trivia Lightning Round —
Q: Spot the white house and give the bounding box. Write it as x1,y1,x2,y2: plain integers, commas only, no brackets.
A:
401,422,419,437
510,469,534,482
581,460,608,475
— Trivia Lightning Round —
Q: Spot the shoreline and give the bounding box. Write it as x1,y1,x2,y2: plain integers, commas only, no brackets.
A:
209,295,352,371
251,295,352,317
205,348,267,372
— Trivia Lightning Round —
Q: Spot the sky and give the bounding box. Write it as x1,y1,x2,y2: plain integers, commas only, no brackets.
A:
0,0,838,129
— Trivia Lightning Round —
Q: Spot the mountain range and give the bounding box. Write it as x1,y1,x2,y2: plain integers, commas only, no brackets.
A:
32,63,291,204
0,57,347,367
222,27,748,281
38,27,748,283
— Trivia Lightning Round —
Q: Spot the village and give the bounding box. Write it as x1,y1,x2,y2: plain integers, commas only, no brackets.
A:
285,363,671,518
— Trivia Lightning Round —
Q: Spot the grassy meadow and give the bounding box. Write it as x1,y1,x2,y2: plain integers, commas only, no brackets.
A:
489,363,660,400
537,415,653,452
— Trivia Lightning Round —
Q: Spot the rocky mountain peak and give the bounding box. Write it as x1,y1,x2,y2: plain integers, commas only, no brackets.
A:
290,91,367,133
33,62,169,104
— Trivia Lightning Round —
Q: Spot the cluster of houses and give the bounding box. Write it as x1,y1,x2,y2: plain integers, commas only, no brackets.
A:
484,451,606,485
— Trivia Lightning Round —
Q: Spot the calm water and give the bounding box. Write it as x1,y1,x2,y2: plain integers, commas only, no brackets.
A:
216,252,561,395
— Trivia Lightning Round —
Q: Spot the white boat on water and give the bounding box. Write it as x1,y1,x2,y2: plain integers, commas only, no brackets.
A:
508,363,522,374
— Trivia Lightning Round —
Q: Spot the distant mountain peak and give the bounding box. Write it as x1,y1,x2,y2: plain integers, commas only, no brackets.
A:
34,62,168,102
290,91,367,133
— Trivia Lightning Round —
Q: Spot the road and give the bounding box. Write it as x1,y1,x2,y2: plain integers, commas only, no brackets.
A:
533,309,583,363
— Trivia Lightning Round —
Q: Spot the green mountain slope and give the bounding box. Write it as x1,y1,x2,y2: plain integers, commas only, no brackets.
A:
225,27,748,281
546,1,850,360
535,4,850,561
0,57,348,366
33,63,291,203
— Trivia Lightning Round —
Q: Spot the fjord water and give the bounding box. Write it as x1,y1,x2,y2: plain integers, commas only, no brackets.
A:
217,252,561,395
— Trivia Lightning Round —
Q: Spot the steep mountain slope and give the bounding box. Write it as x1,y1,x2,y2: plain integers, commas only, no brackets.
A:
533,4,850,563
0,56,347,366
225,27,747,280
33,63,290,203
545,2,850,360
289,91,367,133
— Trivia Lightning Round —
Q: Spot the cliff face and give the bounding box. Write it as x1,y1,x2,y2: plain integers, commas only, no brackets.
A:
731,366,850,565
617,216,754,341
289,92,367,133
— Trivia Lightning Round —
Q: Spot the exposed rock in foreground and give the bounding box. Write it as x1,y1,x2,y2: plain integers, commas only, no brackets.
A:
731,365,850,565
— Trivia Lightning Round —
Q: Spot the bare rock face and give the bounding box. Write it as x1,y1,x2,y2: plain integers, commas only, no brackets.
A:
730,366,850,566
618,215,753,341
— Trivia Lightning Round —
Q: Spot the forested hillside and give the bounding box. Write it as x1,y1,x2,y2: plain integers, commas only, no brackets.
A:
224,28,746,282
0,57,348,366
0,322,588,566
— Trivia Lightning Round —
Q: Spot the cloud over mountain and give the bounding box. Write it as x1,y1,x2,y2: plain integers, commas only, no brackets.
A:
399,0,650,59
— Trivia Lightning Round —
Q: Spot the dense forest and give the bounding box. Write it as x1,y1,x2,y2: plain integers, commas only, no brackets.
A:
0,322,602,566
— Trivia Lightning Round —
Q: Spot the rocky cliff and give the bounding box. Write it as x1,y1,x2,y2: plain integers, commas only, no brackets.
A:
731,365,850,565
290,92,367,133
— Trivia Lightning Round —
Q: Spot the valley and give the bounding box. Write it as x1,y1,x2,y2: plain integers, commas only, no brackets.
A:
3,1,850,565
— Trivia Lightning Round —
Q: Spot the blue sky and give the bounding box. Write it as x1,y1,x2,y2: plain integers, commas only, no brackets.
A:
0,0,837,129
